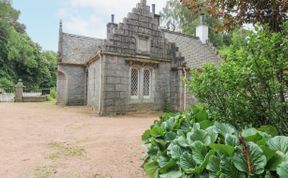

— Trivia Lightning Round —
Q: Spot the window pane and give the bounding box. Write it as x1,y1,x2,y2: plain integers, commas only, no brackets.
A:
143,69,150,96
130,69,138,96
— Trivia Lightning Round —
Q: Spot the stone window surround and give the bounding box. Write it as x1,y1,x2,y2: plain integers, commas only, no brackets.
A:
129,65,154,103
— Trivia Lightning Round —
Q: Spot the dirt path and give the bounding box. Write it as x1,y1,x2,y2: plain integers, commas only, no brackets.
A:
0,102,157,178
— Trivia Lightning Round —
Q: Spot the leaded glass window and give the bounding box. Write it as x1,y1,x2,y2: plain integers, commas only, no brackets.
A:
143,69,151,97
130,68,139,97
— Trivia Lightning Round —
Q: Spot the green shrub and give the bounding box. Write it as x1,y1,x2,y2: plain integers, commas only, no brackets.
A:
142,107,288,178
0,77,14,93
47,87,56,101
188,24,288,134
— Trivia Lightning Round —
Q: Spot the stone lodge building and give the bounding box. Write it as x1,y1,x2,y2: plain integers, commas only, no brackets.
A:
57,0,221,115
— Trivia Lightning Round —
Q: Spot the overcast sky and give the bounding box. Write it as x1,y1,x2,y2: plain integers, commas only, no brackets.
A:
13,0,167,51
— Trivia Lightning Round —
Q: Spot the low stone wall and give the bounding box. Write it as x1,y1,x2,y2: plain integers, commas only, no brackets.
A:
0,93,15,102
22,96,47,102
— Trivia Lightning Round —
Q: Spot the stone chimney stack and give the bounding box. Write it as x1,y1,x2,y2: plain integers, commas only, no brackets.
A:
107,14,118,39
196,14,209,44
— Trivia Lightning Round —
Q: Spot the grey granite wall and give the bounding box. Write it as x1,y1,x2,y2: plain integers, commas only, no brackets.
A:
99,54,175,115
87,58,102,112
57,70,67,104
102,55,129,115
58,65,86,105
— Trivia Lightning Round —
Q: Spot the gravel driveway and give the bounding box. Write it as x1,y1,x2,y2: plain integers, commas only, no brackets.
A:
0,102,157,178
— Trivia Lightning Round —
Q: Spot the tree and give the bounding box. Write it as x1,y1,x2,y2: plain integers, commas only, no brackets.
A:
180,0,288,32
188,23,288,134
161,0,232,48
0,1,57,91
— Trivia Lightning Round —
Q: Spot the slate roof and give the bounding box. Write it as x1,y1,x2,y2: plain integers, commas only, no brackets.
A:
162,30,221,68
60,33,104,64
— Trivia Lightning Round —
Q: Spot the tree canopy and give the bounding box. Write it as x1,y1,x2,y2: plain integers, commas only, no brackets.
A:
0,0,56,92
160,0,232,48
180,0,288,32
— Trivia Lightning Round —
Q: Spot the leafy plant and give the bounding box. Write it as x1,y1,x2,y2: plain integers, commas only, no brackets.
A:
188,23,288,134
142,107,288,177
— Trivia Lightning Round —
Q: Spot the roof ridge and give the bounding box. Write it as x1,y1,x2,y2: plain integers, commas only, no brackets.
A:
161,28,199,40
62,32,104,41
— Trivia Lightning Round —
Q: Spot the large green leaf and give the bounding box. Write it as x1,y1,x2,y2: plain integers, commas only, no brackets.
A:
195,110,209,122
206,126,218,143
160,171,182,178
232,142,267,175
258,125,278,137
260,145,276,161
199,120,214,129
206,155,220,173
151,126,165,138
142,129,151,142
215,122,236,136
175,136,189,148
190,141,208,165
157,155,177,173
266,151,285,171
187,129,211,145
209,144,235,156
242,128,258,138
143,160,159,178
168,144,184,159
164,132,177,141
179,152,196,171
219,157,245,178
184,150,215,174
277,161,288,178
225,134,238,147
267,136,288,154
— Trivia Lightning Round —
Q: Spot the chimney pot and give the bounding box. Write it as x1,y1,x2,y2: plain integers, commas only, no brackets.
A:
111,14,115,23
199,13,205,24
152,4,156,14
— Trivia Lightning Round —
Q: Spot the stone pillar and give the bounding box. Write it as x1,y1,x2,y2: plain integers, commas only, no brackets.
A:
15,79,24,102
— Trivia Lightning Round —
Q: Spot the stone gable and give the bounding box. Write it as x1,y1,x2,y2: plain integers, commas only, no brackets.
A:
59,33,104,65
104,0,173,61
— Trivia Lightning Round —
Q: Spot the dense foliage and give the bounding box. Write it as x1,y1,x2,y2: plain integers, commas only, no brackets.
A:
188,23,288,134
0,0,57,92
181,0,287,32
161,0,232,48
142,107,288,178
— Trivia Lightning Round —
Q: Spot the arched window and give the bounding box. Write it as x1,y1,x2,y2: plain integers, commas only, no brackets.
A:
143,69,151,97
130,68,139,97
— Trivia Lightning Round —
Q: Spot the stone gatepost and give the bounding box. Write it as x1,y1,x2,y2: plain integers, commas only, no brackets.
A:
15,79,24,102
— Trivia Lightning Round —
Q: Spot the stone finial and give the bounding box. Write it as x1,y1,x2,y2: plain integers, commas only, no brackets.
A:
15,79,24,87
152,4,156,14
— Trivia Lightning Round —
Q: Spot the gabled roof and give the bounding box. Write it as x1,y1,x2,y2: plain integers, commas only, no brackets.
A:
162,30,221,68
59,32,104,64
